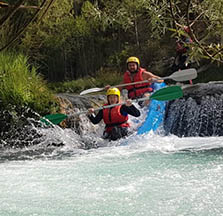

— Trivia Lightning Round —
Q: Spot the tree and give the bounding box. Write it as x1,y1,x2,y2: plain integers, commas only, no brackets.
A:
169,0,223,64
0,0,56,51
0,0,222,82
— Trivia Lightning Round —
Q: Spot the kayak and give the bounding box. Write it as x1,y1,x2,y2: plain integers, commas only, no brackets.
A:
137,82,167,135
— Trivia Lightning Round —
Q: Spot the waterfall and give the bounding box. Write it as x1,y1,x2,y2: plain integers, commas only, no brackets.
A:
1,82,223,149
164,82,223,137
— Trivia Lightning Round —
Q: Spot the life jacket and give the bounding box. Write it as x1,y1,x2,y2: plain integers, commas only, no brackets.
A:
123,67,153,99
103,104,129,133
176,37,193,54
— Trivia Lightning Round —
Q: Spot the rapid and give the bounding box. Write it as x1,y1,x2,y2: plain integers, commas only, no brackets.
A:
1,105,223,216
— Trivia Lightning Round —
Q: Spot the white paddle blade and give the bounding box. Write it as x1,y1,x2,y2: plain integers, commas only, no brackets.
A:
170,68,197,81
80,87,104,95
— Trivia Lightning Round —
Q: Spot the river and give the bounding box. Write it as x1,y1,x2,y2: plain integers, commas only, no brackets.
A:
1,129,223,216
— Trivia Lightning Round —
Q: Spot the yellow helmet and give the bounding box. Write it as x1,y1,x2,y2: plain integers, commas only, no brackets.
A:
126,56,140,66
106,87,120,100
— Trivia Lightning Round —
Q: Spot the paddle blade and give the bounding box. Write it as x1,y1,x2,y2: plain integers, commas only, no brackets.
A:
150,86,183,101
80,87,104,95
40,113,68,125
170,68,197,81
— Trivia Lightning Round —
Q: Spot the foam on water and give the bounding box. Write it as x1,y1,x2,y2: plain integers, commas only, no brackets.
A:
1,101,223,216
1,131,223,215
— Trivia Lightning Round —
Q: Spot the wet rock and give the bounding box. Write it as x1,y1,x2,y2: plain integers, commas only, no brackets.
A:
165,81,223,137
56,93,106,133
182,81,223,99
0,106,43,148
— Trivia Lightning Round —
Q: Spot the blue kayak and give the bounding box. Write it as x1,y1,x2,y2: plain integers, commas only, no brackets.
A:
137,82,167,135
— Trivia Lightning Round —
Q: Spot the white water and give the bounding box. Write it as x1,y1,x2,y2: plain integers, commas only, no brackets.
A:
1,132,223,216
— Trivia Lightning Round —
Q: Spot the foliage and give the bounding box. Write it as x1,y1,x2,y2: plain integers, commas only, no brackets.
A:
48,68,122,93
0,0,223,83
0,52,58,114
169,0,223,64
15,0,179,81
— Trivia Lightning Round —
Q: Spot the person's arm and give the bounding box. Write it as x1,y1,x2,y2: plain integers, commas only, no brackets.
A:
88,109,103,124
142,70,164,83
120,104,140,117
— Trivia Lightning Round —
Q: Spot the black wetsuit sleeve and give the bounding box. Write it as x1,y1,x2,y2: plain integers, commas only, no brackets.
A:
120,105,140,117
88,110,103,124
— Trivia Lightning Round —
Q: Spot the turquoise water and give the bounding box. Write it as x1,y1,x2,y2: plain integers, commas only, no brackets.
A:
1,133,223,216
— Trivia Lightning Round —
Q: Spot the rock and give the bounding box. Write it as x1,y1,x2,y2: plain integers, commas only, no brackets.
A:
56,93,107,133
164,81,223,137
182,81,223,98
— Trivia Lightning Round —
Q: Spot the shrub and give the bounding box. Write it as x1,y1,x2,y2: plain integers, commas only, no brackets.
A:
49,67,123,93
0,52,58,115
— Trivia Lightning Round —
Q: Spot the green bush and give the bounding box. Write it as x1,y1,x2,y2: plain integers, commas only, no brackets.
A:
49,67,123,93
0,52,58,114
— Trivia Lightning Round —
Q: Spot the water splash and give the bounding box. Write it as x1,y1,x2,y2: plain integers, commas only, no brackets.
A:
1,83,223,161
165,94,223,137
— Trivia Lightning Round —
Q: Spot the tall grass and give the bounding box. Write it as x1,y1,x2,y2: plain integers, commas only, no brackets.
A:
0,52,58,114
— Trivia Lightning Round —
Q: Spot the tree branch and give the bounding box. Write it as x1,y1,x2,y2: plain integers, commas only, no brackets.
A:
0,0,48,52
37,0,57,23
169,0,177,29
0,0,26,27
185,0,223,63
0,1,41,9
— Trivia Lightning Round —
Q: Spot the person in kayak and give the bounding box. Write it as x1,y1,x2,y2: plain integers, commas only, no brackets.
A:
105,56,163,107
88,87,140,141
122,56,163,99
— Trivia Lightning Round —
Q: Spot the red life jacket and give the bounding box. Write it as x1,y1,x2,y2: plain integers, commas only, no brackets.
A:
176,37,193,54
103,104,129,133
123,67,153,99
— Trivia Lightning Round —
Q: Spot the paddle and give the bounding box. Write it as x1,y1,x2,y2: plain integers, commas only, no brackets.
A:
40,113,67,126
40,86,183,125
80,68,197,95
